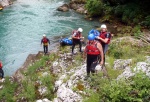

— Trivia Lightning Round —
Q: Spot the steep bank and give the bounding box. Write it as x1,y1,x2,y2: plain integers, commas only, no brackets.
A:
0,35,150,101
0,0,150,101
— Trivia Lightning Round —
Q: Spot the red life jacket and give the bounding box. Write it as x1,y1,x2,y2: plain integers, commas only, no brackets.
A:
0,62,2,69
43,38,48,43
99,31,111,44
72,30,81,38
86,41,100,55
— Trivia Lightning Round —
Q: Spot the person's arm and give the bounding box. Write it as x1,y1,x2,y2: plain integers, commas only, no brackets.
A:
48,38,50,44
41,39,43,45
97,37,109,43
97,43,104,65
97,33,111,43
72,32,80,39
83,46,87,60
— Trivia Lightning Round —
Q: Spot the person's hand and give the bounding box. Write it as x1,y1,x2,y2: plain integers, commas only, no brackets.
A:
96,36,100,39
100,61,103,66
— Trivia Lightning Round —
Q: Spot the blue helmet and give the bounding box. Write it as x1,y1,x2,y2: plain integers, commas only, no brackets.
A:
88,34,95,40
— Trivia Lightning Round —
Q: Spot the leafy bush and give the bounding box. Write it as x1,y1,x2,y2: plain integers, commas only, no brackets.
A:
84,73,150,102
85,0,103,16
142,16,150,27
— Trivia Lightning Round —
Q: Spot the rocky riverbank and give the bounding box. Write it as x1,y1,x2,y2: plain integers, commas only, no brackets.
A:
1,35,150,101
0,0,150,101
0,0,13,8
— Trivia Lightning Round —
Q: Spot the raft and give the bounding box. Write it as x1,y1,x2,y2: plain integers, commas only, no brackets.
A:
59,36,73,46
59,36,85,46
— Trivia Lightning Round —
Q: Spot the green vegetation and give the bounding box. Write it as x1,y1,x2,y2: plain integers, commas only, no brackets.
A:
83,33,150,102
85,0,150,28
0,77,18,102
85,0,103,16
84,72,150,102
0,54,57,101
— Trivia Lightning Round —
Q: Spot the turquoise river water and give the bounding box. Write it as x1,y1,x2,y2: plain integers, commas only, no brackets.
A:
0,0,100,76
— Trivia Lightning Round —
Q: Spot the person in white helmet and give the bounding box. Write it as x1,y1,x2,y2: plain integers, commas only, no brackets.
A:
72,28,83,54
96,24,111,65
41,34,50,54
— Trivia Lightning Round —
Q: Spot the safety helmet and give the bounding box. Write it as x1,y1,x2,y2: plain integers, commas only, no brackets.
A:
77,28,83,32
43,34,46,37
88,34,95,40
100,24,107,29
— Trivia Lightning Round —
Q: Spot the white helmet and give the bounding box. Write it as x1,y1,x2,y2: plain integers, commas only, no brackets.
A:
43,34,46,37
77,28,83,32
100,24,107,29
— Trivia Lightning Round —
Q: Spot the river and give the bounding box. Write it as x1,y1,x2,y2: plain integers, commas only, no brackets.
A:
0,0,100,76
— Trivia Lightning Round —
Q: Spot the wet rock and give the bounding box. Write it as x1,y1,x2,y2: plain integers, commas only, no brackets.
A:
76,7,85,14
57,4,69,12
0,0,12,7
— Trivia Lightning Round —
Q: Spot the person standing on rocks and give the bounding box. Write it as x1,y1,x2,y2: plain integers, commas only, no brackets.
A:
0,60,4,79
96,24,112,65
72,28,84,54
83,34,104,79
41,34,50,54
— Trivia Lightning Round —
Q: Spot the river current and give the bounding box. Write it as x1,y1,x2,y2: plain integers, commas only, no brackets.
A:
0,0,100,76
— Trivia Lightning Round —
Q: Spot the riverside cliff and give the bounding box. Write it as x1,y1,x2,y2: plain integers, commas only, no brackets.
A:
0,35,150,101
0,0,150,101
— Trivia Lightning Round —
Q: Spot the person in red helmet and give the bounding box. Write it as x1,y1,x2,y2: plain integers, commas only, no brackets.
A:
0,60,4,79
72,28,84,54
83,34,104,79
41,34,50,54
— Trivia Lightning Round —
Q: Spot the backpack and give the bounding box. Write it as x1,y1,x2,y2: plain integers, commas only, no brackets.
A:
43,38,48,43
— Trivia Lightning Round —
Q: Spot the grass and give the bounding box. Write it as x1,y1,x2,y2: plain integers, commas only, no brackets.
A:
0,53,57,101
0,77,18,102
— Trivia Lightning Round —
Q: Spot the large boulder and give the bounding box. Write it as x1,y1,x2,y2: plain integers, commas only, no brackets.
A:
57,4,69,12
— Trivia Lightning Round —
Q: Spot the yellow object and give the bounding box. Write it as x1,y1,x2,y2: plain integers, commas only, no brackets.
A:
43,43,48,46
0,7,3,10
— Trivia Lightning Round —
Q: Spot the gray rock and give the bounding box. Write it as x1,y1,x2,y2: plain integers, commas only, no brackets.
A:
57,4,69,12
114,59,132,69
